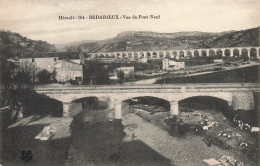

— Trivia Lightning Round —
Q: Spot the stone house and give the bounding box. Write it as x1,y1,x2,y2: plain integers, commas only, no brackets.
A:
19,57,59,73
162,58,185,70
54,60,83,82
116,66,134,77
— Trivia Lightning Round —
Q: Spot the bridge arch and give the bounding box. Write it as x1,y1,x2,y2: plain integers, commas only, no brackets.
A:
111,53,116,58
224,49,231,57
73,97,99,109
165,51,171,58
172,51,178,57
201,50,207,57
216,49,223,58
209,50,215,57
166,51,171,58
123,96,171,114
152,52,157,58
105,54,110,58
159,52,164,58
187,51,193,57
128,53,132,58
241,48,249,57
145,52,151,58
100,54,105,58
116,53,121,58
179,51,184,58
178,96,230,113
194,50,199,57
232,49,239,57
175,92,233,106
134,53,138,59
139,52,144,58
122,53,127,58
250,48,257,57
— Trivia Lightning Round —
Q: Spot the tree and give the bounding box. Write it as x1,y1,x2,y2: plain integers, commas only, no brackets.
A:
242,54,249,61
117,70,124,83
83,61,110,85
19,61,38,79
0,57,14,89
13,71,31,88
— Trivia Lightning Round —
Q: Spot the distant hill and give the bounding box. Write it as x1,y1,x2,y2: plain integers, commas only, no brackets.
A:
62,27,259,53
0,30,58,58
56,40,97,51
1,27,259,59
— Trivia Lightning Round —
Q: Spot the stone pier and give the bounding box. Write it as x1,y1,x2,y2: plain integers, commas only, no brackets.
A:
170,101,179,116
63,102,82,117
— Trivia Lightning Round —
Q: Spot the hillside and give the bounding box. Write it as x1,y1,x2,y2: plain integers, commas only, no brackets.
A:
0,30,58,58
62,27,259,53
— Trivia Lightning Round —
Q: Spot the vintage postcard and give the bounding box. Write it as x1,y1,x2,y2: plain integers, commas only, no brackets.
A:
0,0,259,165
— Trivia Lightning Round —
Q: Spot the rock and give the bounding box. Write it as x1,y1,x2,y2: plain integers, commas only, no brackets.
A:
35,135,41,139
16,110,24,121
203,158,221,165
43,126,51,135
251,127,259,132
49,129,56,134
40,136,49,141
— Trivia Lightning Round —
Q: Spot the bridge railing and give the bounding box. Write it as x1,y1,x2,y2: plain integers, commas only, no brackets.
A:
34,83,260,92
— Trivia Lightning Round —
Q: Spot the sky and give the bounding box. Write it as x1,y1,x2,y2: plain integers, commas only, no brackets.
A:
0,0,259,44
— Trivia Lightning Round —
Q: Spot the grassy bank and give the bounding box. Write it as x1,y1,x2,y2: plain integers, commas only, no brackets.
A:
155,65,259,84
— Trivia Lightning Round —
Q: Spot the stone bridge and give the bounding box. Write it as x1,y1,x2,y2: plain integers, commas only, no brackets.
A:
90,46,260,59
34,83,260,119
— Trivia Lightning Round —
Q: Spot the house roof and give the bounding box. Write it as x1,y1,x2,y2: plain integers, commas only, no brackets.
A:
54,60,82,67
21,51,81,59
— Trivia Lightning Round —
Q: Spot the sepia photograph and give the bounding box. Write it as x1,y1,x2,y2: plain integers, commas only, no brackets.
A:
0,0,259,165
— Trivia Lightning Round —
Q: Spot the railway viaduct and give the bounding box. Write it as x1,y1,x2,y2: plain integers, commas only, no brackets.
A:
90,47,260,59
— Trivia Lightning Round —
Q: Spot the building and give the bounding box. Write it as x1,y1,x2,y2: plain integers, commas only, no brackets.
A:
116,66,134,77
20,57,59,72
214,59,223,63
70,59,81,64
162,58,185,70
138,57,148,63
54,60,83,82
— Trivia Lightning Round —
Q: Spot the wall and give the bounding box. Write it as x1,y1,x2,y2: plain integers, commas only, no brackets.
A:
20,57,58,72
55,60,83,82
162,59,185,70
122,102,130,116
231,92,255,110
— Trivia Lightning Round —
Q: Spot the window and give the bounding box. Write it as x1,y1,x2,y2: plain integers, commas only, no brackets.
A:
32,58,34,62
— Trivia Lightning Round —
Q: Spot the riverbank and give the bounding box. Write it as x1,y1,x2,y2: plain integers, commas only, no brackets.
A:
155,64,260,84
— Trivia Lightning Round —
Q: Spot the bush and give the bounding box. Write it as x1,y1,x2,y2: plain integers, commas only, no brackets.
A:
83,61,110,85
69,79,79,85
